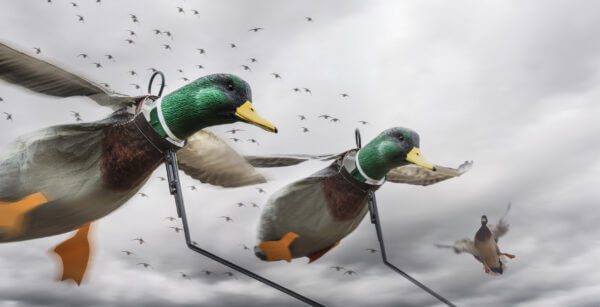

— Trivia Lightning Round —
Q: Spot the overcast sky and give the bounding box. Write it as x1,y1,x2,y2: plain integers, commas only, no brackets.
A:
1,0,600,306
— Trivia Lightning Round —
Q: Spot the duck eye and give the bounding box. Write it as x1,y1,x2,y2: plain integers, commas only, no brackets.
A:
227,83,235,91
398,135,404,142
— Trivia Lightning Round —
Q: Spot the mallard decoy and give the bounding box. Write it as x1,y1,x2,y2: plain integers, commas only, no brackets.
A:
247,127,472,263
0,42,277,285
434,203,515,275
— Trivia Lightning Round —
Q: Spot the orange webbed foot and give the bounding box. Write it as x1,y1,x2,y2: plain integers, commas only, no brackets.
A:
0,192,48,239
51,223,93,286
254,232,299,263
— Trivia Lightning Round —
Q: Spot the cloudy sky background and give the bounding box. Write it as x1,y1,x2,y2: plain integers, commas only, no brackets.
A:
1,0,600,306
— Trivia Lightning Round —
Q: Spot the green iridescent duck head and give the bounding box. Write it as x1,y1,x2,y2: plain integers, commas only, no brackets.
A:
355,127,435,181
149,74,277,141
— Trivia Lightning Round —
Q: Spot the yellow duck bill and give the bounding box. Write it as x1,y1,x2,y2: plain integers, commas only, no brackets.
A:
406,147,436,171
235,101,278,133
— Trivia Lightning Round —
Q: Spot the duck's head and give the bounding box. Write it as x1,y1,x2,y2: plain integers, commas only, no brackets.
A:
150,74,277,141
355,127,435,181
481,215,488,225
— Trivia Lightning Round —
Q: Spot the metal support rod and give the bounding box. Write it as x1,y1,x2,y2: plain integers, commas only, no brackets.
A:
164,149,324,307
367,191,456,307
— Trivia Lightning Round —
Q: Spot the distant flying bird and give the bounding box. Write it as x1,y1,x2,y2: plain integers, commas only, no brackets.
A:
196,65,204,69
124,39,135,44
3,112,13,121
92,62,102,68
365,248,378,253
271,73,281,79
70,111,82,121
250,202,260,208
179,272,191,279
246,138,259,145
191,10,199,15
330,266,345,271
187,185,197,191
302,88,312,95
163,31,173,39
229,137,241,143
292,88,301,93
121,250,135,256
330,118,341,123
169,226,183,233
236,202,245,208
148,67,158,72
76,15,84,23
177,69,184,73
241,65,251,71
219,216,233,222
201,270,212,275
156,176,166,181
129,84,140,90
104,54,115,61
255,187,266,194
358,120,369,125
165,216,176,221
318,114,331,119
225,129,244,134
240,244,251,251
132,238,145,245
0,97,3,103
435,203,515,275
128,70,136,76
229,43,237,48
305,17,313,22
153,29,161,35
176,7,184,13
127,30,136,36
69,2,78,8
129,14,138,23
137,263,151,268
298,115,306,120
77,53,88,58
33,47,41,54
162,44,172,50
249,27,264,32
249,58,257,63
137,192,148,197
196,48,205,54
223,272,237,279
301,127,309,133
181,77,190,82
344,270,357,275
100,82,110,88
339,93,350,98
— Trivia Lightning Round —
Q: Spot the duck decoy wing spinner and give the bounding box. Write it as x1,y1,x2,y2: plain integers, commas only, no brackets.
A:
386,160,473,186
177,130,267,187
0,42,138,109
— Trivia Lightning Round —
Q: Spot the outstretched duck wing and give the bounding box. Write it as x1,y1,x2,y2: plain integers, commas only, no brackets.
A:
244,153,342,168
177,130,267,187
0,42,136,109
489,203,511,242
434,238,479,257
386,160,473,186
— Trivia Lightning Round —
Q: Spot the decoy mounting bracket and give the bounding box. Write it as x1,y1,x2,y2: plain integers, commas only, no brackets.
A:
355,128,456,307
150,72,323,307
